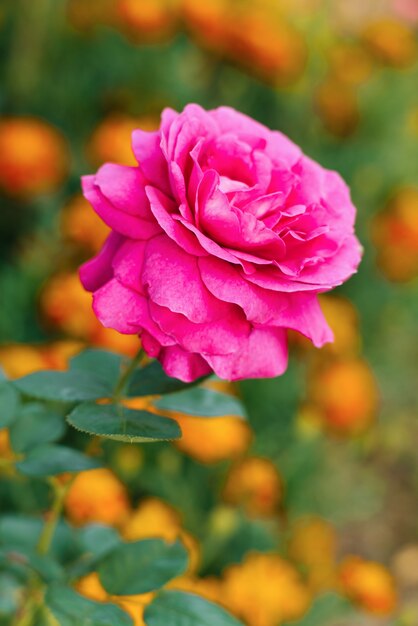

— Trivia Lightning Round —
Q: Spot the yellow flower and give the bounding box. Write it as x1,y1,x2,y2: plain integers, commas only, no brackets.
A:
339,556,397,615
315,80,359,138
0,429,13,460
371,187,418,283
76,572,154,626
65,468,131,527
0,117,68,197
174,414,252,464
222,456,282,518
168,574,223,605
87,113,159,167
222,552,311,626
362,18,417,68
61,194,110,252
287,517,337,592
40,272,140,355
306,358,379,436
116,0,177,43
0,341,82,379
319,295,361,357
121,497,199,572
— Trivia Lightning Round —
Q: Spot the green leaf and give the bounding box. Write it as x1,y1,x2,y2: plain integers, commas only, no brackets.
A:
9,403,66,453
144,591,244,626
0,574,21,615
13,370,111,402
289,593,353,626
16,444,101,477
46,584,133,626
128,361,209,397
70,349,123,391
79,525,121,560
67,402,181,443
98,539,188,595
155,388,246,419
0,381,19,428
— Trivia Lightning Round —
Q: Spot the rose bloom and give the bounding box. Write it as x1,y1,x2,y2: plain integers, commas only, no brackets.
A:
80,104,361,382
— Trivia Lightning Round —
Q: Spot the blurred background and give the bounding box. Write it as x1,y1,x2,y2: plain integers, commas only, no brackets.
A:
0,0,418,624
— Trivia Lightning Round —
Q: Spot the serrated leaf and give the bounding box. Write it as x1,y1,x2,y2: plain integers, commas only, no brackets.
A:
98,539,188,595
46,584,133,626
67,402,181,443
16,444,101,477
144,591,244,626
70,349,123,391
0,381,19,428
128,360,209,397
9,403,66,453
155,388,246,419
13,370,111,402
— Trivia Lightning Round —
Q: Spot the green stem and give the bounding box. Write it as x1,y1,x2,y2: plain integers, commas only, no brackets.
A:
113,348,145,400
36,477,74,556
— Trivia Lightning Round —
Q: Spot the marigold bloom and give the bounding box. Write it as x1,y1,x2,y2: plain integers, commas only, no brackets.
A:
0,341,82,379
288,517,337,592
362,18,417,67
339,556,397,615
307,358,379,435
41,272,139,355
64,468,131,527
116,0,177,43
371,187,418,283
319,295,361,356
168,574,223,605
328,42,374,86
223,552,311,626
222,457,282,517
0,429,13,460
174,415,252,464
315,80,359,137
76,572,154,626
61,194,110,252
0,117,68,197
87,114,159,168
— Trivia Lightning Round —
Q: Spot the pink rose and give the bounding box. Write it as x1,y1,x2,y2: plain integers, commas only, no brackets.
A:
80,104,362,382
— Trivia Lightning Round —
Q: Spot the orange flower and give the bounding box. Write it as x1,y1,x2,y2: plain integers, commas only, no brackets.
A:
362,18,417,67
87,113,159,167
328,41,374,86
121,497,199,572
40,271,139,355
223,457,282,518
287,517,337,592
0,429,13,461
306,358,379,435
222,552,311,626
67,0,115,32
319,295,361,357
315,80,359,137
173,414,252,464
61,194,110,252
0,341,82,379
65,468,131,527
339,556,397,615
168,574,223,605
76,572,154,626
371,187,418,283
0,117,68,197
116,0,177,43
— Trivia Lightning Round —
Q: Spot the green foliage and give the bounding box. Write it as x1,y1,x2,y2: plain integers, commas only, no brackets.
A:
144,591,244,626
0,381,19,428
13,370,112,402
9,403,65,453
128,360,209,397
46,584,133,626
156,388,247,419
98,538,189,595
70,349,124,391
67,402,182,442
16,444,101,477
